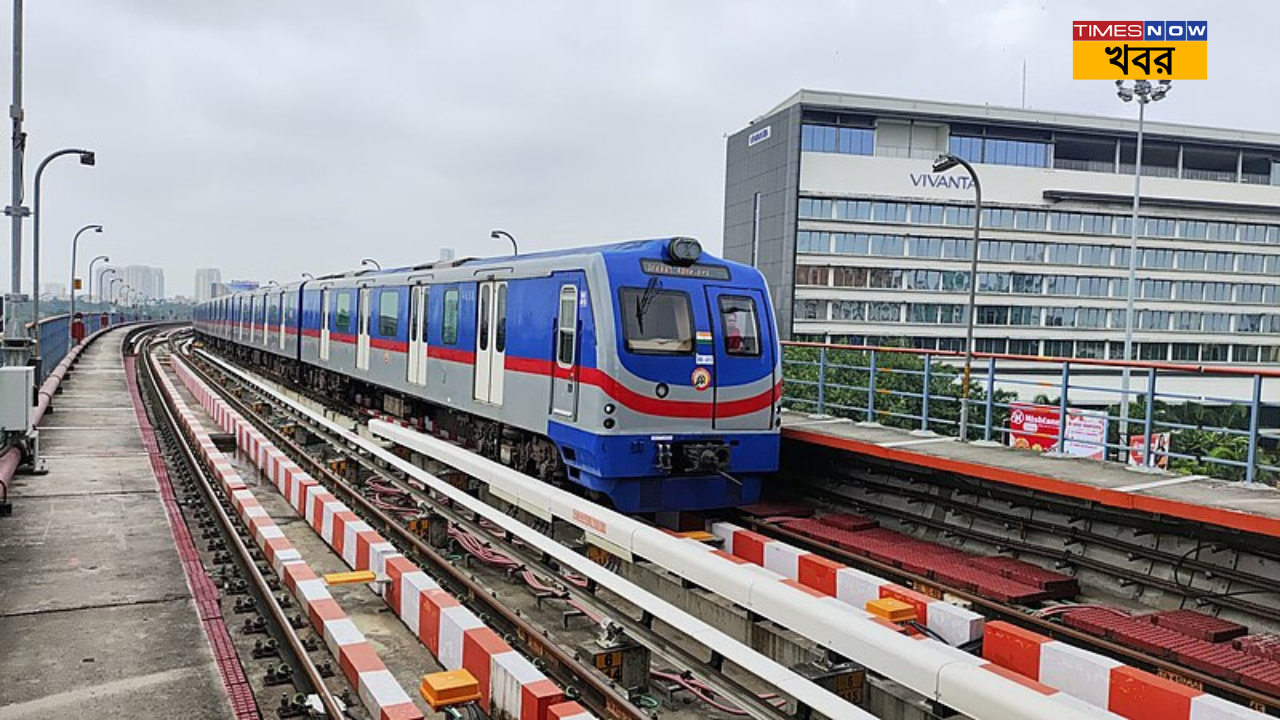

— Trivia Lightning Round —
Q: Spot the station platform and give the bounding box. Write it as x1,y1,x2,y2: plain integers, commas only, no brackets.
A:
0,328,230,718
782,410,1280,541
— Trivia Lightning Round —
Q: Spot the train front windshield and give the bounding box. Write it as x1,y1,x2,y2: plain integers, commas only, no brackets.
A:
620,286,693,354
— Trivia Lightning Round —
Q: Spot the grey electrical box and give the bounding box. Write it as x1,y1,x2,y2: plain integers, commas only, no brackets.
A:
0,366,34,433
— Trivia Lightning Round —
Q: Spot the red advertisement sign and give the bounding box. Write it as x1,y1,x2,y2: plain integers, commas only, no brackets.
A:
1007,403,1108,460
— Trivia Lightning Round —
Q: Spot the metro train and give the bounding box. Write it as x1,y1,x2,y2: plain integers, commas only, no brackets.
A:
192,238,781,513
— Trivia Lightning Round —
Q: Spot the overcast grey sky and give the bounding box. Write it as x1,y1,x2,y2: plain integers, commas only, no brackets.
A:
8,0,1271,296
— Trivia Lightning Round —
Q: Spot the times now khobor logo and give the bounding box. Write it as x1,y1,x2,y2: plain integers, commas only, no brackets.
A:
1072,21,1207,80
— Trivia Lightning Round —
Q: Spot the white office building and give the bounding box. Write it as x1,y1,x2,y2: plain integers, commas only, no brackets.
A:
194,268,223,303
123,265,166,301
724,90,1280,364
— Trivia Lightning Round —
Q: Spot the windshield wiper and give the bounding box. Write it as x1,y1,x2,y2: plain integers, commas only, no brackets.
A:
635,277,660,333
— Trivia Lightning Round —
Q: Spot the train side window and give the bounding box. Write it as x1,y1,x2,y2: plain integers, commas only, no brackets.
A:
379,289,399,336
495,284,507,353
442,289,459,345
557,285,577,367
478,285,490,351
718,295,761,356
335,292,351,331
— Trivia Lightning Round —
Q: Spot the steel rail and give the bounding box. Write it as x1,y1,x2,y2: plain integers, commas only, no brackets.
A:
175,342,652,720
738,495,1280,712
139,332,346,718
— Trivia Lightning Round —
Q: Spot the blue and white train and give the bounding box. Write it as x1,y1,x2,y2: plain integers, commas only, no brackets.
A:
193,238,781,513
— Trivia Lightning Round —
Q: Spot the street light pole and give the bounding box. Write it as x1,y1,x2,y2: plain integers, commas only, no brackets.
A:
69,223,102,345
932,153,983,441
3,0,26,367
88,255,108,304
31,148,95,344
491,229,518,256
108,277,121,308
1116,79,1170,462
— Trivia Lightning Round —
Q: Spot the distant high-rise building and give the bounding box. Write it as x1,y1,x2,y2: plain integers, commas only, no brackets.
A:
194,268,223,303
439,247,455,262
123,265,166,301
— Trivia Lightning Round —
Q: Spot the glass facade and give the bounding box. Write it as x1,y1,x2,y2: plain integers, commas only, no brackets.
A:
781,105,1280,364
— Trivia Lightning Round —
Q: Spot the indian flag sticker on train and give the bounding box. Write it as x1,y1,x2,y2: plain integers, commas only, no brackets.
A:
691,367,712,391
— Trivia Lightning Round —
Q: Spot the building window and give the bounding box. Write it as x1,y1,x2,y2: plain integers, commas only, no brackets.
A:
944,205,974,227
948,135,983,162
977,338,1009,353
1205,252,1233,272
798,198,834,219
867,302,900,322
1177,250,1206,271
1077,307,1107,328
977,272,1010,293
867,268,903,289
801,125,874,155
1205,283,1232,302
907,270,941,291
1043,339,1072,357
1048,244,1080,265
1046,275,1077,296
1172,343,1199,361
1140,279,1172,300
832,267,866,287
1050,212,1083,233
1174,312,1202,332
910,203,946,225
1202,344,1228,362
942,238,972,259
1005,339,1036,355
908,237,944,258
981,208,1016,228
1014,210,1048,231
976,306,1009,325
1109,309,1128,329
1238,284,1265,304
1013,242,1044,263
833,233,866,254
1233,345,1261,362
1011,273,1042,294
1081,214,1113,235
1142,217,1177,238
832,300,863,321
1206,222,1237,242
795,265,828,286
1179,220,1208,240
872,202,908,223
1078,277,1109,297
1077,341,1106,359
1079,245,1111,267
1238,254,1265,273
1044,307,1075,327
1240,224,1270,244
1009,306,1041,326
1141,248,1174,269
1138,310,1170,331
797,230,830,253
869,234,906,256
1203,313,1231,332
1139,343,1168,361
1236,314,1263,333
836,200,873,221
794,299,824,320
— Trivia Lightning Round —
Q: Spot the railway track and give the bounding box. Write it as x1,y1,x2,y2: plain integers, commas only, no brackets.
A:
173,333,823,720
134,328,350,718
739,468,1280,714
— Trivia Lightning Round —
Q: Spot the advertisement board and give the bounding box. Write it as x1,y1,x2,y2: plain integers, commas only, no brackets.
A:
1008,403,1108,461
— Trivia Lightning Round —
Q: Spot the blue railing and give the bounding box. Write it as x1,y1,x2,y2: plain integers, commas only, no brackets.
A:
30,311,125,383
781,342,1280,485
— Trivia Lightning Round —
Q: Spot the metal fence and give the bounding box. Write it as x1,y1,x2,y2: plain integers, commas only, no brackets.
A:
781,341,1280,485
30,312,124,383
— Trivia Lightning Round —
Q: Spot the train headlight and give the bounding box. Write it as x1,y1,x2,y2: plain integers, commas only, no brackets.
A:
603,403,615,415
666,237,702,266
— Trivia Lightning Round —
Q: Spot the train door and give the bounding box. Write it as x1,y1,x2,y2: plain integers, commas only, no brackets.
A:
278,291,287,349
249,297,257,343
550,283,578,419
703,286,774,430
263,294,274,348
407,285,429,386
473,280,507,404
319,288,331,361
356,287,371,370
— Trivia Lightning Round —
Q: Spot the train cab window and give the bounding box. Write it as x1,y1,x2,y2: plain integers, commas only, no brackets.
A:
443,289,459,345
335,292,351,331
378,289,399,336
557,285,577,366
495,284,507,353
718,295,762,356
619,285,693,354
